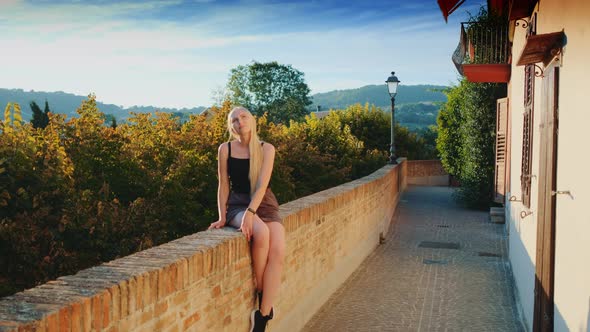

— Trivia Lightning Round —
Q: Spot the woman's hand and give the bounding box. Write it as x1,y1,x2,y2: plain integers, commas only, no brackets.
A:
208,219,226,230
240,212,254,242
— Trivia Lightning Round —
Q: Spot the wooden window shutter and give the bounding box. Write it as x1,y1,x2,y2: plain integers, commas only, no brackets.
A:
494,98,509,203
521,64,535,207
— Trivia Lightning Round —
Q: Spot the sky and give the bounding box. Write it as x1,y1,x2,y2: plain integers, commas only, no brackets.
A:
0,0,485,109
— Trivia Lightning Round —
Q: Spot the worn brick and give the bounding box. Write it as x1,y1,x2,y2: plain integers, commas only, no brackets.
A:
164,324,179,332
105,326,119,332
119,282,129,319
102,289,111,328
171,290,188,307
202,249,213,277
57,306,71,332
134,275,144,310
44,313,58,332
17,322,41,332
80,297,91,332
154,301,168,317
157,269,168,300
211,285,221,299
188,252,203,285
90,294,102,330
178,259,189,290
168,264,178,295
148,270,158,305
223,315,232,327
69,302,81,332
138,308,153,326
153,312,176,331
110,284,120,324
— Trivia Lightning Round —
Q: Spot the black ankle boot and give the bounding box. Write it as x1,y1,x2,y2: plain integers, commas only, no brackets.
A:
250,309,272,332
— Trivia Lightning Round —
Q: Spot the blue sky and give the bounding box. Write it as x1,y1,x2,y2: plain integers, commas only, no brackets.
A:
1,0,485,108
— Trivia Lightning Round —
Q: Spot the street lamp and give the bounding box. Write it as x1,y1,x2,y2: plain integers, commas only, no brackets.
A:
385,71,400,164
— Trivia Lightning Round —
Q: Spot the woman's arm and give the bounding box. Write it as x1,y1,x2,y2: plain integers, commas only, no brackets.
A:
247,143,276,213
209,143,230,229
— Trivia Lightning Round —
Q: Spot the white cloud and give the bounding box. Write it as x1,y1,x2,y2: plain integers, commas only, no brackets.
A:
0,0,470,108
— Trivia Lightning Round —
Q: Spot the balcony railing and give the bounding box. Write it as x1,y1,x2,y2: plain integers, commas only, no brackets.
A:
452,21,511,82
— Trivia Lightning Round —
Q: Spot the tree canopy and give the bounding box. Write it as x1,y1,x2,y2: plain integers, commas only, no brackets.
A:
226,61,312,123
30,101,50,129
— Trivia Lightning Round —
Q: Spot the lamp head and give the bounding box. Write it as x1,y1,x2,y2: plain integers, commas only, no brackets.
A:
385,71,400,97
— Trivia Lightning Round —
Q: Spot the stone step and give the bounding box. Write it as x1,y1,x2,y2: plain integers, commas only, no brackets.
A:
490,207,505,224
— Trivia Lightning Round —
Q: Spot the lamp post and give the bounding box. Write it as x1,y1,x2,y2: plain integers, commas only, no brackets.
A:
385,71,400,164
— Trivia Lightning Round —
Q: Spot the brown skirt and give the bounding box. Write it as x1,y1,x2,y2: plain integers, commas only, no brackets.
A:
226,188,282,226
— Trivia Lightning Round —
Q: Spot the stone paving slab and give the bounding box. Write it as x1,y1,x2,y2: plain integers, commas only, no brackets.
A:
302,186,524,332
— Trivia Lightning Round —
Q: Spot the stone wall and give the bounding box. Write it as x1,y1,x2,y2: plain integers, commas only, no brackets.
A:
0,160,407,332
407,160,449,186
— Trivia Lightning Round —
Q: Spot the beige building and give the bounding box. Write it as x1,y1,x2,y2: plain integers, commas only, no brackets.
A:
439,0,590,330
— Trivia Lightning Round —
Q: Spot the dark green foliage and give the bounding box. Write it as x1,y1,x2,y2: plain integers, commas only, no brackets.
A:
437,85,465,177
395,125,439,160
30,101,50,129
104,114,117,128
314,103,438,164
395,103,442,128
227,61,312,123
414,126,438,159
437,79,506,209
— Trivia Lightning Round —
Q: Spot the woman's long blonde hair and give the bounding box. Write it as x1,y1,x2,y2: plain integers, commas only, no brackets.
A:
227,107,263,196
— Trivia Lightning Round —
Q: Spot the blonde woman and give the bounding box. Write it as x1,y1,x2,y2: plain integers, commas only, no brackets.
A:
208,107,285,332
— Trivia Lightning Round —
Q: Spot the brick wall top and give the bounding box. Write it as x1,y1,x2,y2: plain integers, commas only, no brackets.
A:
407,160,447,177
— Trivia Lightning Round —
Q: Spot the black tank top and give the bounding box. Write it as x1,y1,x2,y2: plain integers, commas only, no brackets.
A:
227,141,269,194
227,141,251,194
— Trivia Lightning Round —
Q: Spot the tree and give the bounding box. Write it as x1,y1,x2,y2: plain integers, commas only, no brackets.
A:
226,61,312,123
30,100,50,129
104,114,117,128
437,79,506,209
437,85,465,177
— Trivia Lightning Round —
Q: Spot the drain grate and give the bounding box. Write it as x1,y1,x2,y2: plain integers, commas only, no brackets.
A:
478,252,501,257
436,224,450,228
418,241,460,250
423,259,448,265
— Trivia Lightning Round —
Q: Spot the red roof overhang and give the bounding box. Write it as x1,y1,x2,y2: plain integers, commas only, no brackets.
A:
509,0,538,20
437,0,537,21
485,0,537,18
487,0,506,15
437,0,466,22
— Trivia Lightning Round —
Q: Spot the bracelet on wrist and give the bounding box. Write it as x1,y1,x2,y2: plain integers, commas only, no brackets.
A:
247,207,257,215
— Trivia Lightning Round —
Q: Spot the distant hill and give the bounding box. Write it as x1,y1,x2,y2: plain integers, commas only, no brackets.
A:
0,88,206,121
310,84,448,129
310,84,447,110
2,85,448,128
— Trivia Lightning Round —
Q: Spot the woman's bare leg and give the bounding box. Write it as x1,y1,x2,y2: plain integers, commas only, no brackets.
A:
251,216,270,291
260,222,285,316
229,212,270,291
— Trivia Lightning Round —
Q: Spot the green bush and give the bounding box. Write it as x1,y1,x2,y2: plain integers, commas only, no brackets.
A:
437,79,506,209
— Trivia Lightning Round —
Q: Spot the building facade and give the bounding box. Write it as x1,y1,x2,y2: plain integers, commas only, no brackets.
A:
439,0,590,330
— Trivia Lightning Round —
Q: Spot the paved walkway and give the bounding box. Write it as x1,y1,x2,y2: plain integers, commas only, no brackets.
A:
302,186,524,332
